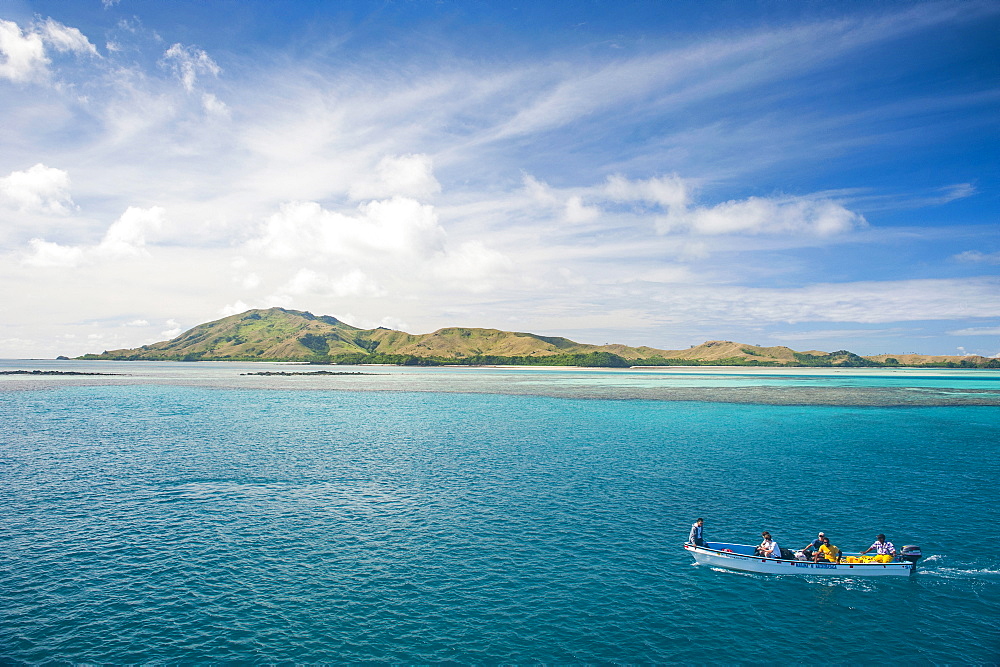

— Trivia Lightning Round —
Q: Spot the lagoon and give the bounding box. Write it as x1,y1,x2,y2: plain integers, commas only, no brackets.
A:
2,362,998,662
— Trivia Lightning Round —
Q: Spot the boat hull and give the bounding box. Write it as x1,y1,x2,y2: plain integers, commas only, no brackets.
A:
685,543,914,577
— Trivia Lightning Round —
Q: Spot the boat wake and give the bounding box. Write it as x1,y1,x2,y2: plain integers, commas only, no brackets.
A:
707,566,762,579
921,567,1000,580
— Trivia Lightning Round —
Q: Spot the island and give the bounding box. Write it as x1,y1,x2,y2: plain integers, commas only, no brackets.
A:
77,307,999,368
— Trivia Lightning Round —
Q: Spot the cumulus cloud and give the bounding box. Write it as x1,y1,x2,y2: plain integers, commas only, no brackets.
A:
0,18,97,83
160,43,221,92
161,319,182,338
97,206,165,257
0,164,75,214
348,154,442,201
0,19,48,82
244,196,515,296
20,206,166,267
21,238,85,268
248,197,446,261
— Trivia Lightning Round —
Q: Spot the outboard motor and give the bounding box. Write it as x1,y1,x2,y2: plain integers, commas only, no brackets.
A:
899,545,922,565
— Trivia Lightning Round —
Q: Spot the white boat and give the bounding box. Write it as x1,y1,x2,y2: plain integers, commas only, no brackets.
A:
684,541,921,577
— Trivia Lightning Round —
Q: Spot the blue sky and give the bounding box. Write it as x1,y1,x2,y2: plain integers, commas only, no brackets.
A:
0,0,997,358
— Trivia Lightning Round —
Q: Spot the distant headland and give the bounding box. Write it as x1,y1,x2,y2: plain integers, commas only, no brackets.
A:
78,308,998,368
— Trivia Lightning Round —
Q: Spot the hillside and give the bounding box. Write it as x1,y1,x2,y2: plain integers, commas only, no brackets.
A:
78,308,999,367
79,308,662,362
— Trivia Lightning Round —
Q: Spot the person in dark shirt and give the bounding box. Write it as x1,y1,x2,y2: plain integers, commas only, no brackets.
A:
801,531,825,558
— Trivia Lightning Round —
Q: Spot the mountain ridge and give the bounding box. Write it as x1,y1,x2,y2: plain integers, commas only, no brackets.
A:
78,308,998,367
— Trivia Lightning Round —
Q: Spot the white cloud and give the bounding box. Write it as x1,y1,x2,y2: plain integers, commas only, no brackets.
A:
431,241,514,292
125,319,149,326
519,175,601,225
328,269,386,297
97,206,165,258
947,326,1000,336
0,19,47,82
240,273,261,289
38,18,99,57
280,268,385,298
348,154,442,201
647,278,1000,325
531,173,865,236
160,43,221,92
769,328,904,341
219,302,251,317
248,197,446,261
20,206,166,266
564,196,599,223
604,174,691,210
201,92,230,117
676,196,865,236
21,238,85,268
160,318,183,338
953,250,1000,264
933,182,976,204
0,18,97,83
0,164,75,214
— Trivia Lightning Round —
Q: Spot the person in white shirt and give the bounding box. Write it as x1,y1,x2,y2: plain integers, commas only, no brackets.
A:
755,531,781,558
860,534,896,557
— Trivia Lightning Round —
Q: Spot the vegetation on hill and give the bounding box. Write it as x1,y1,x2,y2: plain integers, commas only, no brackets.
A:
77,308,1000,368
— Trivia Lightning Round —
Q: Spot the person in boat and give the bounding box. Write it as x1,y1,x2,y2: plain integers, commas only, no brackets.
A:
813,535,842,563
860,534,896,558
755,531,781,558
800,531,825,558
688,518,706,547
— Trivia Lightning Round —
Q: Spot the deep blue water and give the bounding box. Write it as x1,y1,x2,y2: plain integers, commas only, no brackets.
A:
2,367,999,663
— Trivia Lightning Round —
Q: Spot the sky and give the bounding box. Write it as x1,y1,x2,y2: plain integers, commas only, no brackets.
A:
0,0,998,358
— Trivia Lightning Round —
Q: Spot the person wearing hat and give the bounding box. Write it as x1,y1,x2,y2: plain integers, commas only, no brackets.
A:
801,531,826,559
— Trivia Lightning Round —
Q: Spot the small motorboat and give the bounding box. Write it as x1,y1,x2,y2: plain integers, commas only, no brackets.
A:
684,541,922,577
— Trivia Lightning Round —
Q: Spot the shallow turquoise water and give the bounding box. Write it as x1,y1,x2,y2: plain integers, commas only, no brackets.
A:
2,368,999,662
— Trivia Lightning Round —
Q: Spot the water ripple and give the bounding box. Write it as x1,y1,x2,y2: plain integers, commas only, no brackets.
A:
1,385,998,662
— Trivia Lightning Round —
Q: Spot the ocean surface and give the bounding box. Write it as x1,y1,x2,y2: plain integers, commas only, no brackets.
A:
2,360,999,663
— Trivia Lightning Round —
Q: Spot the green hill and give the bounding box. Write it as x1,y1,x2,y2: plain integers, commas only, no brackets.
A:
79,308,656,363
78,307,999,367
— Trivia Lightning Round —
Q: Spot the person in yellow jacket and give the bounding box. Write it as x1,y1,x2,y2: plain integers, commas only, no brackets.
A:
813,535,842,563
